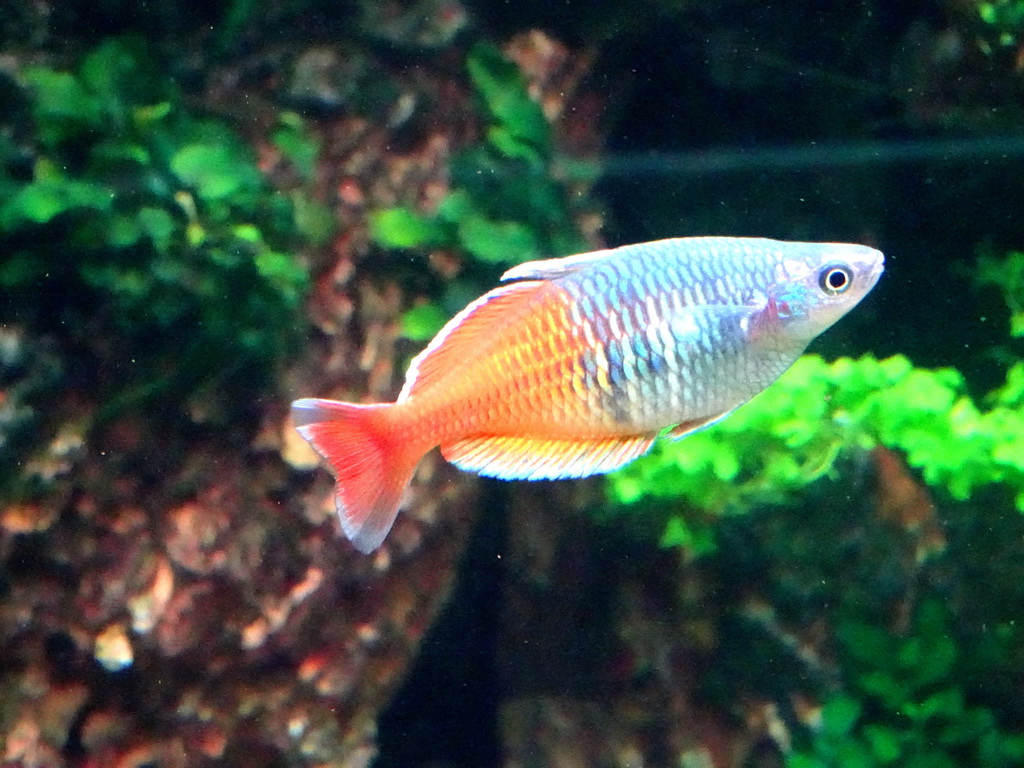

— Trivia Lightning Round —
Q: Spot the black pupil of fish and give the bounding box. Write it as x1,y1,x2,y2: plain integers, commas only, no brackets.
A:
822,267,850,293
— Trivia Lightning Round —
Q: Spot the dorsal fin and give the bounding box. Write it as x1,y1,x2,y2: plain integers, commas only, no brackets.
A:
398,280,544,403
499,247,618,282
441,432,657,480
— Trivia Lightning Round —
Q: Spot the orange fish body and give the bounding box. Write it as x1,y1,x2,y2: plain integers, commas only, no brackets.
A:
293,236,884,552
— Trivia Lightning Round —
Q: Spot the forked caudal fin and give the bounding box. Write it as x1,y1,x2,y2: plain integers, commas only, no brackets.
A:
291,398,423,553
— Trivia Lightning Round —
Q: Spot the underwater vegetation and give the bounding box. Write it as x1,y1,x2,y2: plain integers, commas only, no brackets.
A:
370,42,597,342
794,600,1024,768
0,37,322,429
698,456,1024,768
606,351,1024,550
0,13,606,767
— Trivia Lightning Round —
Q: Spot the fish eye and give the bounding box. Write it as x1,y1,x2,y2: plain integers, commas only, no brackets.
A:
819,264,853,295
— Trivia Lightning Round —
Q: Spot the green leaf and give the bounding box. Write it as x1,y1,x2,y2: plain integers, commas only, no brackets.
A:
833,738,876,768
138,207,176,252
370,207,445,249
80,38,142,112
133,101,172,127
822,696,862,738
437,190,475,223
273,116,320,181
233,224,264,243
914,688,963,723
995,733,1024,763
0,175,112,228
401,302,449,341
659,516,716,556
216,0,262,53
253,251,307,303
938,706,991,745
604,350,1024,549
2,182,70,226
0,37,318,425
186,221,206,247
21,66,103,143
909,637,956,689
0,254,48,287
487,125,543,165
171,143,258,200
457,214,539,264
863,725,903,763
466,43,550,150
92,139,151,166
858,670,904,707
80,263,151,301
841,622,893,666
109,214,143,247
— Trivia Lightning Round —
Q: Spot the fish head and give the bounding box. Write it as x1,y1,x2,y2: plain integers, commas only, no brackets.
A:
767,242,885,341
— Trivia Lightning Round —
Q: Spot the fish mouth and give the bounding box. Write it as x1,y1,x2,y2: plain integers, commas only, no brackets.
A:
868,248,886,281
845,243,884,283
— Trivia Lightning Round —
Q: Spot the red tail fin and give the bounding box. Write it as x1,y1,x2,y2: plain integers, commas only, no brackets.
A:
291,398,423,553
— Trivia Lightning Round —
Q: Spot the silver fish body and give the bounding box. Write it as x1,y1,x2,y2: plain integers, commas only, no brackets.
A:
499,236,886,435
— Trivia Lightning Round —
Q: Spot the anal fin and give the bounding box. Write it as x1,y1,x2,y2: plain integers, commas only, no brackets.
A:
442,432,657,481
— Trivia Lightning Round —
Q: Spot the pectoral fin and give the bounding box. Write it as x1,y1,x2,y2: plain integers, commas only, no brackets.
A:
664,408,737,441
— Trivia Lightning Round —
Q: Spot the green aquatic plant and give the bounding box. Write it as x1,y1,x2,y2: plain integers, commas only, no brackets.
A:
699,393,1024,768
606,353,1024,550
976,249,1024,337
370,42,593,340
975,0,1024,52
789,600,1024,768
0,37,327,422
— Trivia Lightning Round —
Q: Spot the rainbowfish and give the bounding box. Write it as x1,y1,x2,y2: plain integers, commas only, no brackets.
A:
293,236,884,552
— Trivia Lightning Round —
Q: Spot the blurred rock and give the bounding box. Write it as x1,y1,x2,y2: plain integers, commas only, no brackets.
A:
359,0,469,51
0,15,612,767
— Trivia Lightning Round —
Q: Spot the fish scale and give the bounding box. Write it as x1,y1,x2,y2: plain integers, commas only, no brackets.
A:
565,253,744,427
292,236,884,552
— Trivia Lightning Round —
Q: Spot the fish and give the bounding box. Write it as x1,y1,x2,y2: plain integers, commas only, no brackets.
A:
292,236,884,552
